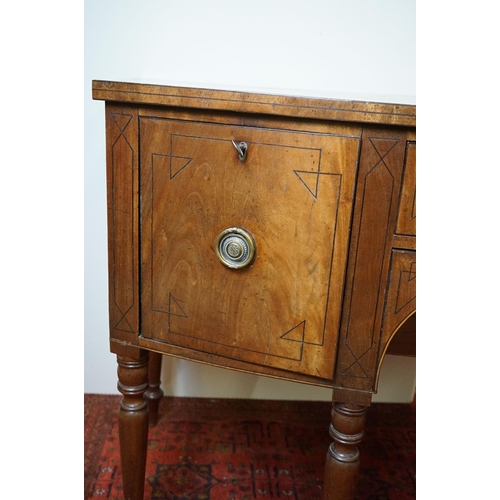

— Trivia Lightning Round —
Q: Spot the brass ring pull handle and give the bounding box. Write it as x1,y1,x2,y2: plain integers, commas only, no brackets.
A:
215,227,256,269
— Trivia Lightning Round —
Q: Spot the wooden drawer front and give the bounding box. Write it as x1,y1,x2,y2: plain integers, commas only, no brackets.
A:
396,141,416,236
140,117,359,379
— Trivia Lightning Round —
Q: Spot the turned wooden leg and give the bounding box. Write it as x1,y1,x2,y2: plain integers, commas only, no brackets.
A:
117,351,149,500
323,401,369,500
144,351,164,427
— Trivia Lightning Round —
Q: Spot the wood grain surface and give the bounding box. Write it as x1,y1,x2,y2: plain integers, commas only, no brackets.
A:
396,141,416,236
93,80,416,127
334,127,410,391
140,116,360,379
105,104,140,342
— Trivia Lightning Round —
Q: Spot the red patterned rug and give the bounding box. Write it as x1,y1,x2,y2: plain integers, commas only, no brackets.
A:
84,395,415,499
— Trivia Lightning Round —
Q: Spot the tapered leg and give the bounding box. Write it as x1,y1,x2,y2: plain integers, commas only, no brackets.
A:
144,351,164,427
117,351,149,500
323,401,369,500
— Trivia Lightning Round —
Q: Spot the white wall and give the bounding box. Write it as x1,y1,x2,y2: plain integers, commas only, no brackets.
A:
84,0,416,402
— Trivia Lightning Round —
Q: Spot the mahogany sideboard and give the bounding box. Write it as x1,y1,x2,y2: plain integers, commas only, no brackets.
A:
92,80,416,500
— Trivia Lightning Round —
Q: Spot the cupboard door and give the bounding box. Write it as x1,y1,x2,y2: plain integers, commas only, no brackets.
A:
140,117,359,378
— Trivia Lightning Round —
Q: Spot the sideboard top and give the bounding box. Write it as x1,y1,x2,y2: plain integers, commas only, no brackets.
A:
92,80,416,128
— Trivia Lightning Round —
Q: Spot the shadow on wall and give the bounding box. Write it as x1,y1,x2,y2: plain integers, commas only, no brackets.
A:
160,354,415,403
